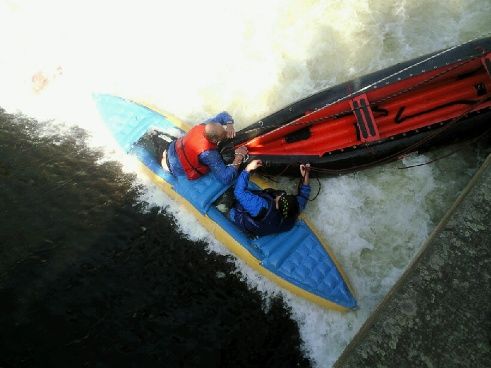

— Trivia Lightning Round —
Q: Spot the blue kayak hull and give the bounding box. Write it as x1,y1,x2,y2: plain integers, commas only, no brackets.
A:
94,94,358,311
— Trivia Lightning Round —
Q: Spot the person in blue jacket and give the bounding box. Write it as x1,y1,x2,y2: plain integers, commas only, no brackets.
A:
147,111,247,185
229,159,311,236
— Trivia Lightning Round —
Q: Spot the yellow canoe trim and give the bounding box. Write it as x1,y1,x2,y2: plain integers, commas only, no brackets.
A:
129,99,354,312
252,175,357,302
134,99,192,132
137,161,352,312
302,217,357,299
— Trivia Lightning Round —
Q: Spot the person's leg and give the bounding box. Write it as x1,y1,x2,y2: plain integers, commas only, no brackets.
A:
151,131,172,160
214,186,236,214
135,131,159,158
135,129,175,162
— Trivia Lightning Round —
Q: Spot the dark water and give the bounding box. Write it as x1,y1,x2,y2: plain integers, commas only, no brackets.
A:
0,109,310,368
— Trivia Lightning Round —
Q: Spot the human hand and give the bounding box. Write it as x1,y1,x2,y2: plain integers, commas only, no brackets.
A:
225,123,236,138
246,159,262,172
300,163,311,176
300,163,310,184
234,146,248,157
232,146,248,167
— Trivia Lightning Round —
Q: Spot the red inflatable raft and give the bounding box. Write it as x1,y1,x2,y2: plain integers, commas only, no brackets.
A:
230,37,491,175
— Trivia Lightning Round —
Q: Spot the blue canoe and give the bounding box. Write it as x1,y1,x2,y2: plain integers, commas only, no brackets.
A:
94,94,357,311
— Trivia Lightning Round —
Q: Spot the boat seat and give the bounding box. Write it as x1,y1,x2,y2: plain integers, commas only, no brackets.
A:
175,174,229,214
132,142,228,214
350,94,380,142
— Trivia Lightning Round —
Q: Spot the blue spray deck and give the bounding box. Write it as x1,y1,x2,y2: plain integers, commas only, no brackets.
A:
94,94,357,311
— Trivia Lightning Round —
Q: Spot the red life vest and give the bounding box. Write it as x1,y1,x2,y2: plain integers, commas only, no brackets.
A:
175,124,217,180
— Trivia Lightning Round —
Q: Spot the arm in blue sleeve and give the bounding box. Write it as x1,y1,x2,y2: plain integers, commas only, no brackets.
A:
199,149,238,185
296,184,311,212
234,171,269,217
205,111,234,125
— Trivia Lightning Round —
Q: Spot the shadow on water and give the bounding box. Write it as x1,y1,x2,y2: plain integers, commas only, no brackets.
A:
0,109,311,368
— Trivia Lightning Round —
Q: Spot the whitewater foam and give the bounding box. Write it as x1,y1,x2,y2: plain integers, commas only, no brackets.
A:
2,1,490,366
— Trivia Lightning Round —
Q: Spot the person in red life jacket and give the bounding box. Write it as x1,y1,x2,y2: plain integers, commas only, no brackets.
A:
151,112,247,184
229,160,311,236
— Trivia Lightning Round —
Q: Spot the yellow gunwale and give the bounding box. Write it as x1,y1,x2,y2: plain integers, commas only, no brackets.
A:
129,98,355,312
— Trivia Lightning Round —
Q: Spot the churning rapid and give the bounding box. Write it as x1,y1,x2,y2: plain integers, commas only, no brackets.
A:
1,1,490,367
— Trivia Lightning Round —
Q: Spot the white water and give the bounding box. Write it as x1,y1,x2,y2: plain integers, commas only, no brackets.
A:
1,1,490,366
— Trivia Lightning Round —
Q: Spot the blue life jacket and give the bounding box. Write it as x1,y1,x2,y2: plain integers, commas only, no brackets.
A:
233,190,296,237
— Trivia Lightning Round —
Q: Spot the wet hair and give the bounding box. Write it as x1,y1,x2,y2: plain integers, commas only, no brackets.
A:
278,194,299,219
